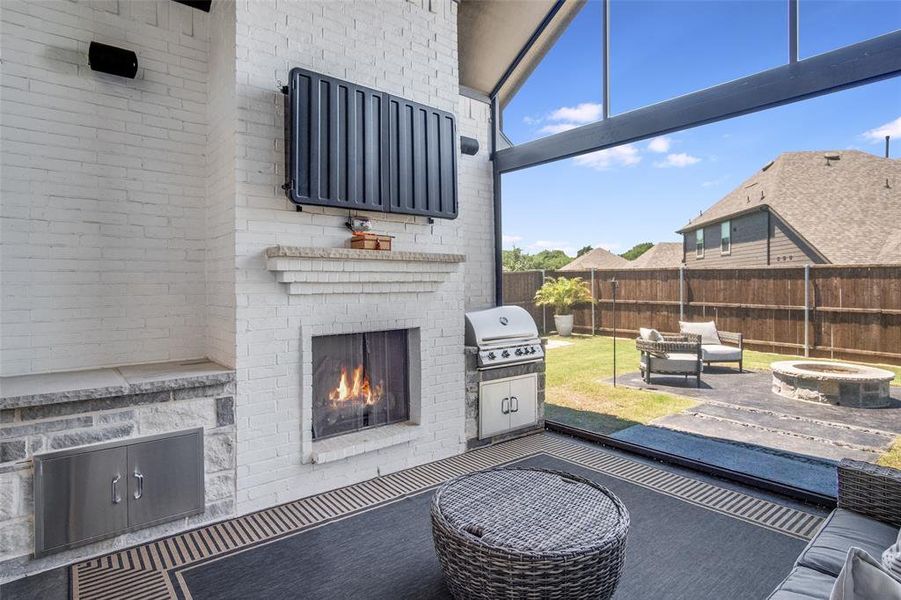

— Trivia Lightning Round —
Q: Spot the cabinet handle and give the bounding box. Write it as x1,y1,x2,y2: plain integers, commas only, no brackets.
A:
501,397,510,414
111,474,121,504
510,396,519,413
133,470,144,500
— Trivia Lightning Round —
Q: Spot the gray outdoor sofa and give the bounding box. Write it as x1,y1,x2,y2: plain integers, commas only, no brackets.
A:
767,459,901,599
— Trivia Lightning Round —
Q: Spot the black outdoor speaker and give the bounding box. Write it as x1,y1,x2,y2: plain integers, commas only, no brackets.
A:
89,42,138,79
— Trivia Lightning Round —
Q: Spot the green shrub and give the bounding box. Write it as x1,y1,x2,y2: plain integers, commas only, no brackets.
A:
534,277,593,316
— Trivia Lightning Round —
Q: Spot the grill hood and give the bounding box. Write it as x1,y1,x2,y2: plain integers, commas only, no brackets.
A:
465,306,539,347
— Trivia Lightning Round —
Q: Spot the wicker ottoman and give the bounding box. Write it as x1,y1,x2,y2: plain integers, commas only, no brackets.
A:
430,467,630,600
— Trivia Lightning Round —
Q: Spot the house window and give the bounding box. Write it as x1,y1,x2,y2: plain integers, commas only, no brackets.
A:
696,229,704,258
721,221,731,255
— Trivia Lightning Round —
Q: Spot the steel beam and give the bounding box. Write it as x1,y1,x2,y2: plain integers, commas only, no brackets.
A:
494,31,901,173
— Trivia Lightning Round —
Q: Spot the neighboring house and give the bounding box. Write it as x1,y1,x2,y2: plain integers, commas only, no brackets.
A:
626,242,684,269
678,150,901,267
559,247,630,271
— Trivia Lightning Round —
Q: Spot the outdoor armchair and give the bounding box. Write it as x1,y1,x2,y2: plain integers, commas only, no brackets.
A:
636,330,702,387
679,321,744,372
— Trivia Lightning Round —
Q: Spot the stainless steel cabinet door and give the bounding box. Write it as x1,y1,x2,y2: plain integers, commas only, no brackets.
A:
35,447,128,555
126,431,204,529
479,379,510,439
508,374,538,431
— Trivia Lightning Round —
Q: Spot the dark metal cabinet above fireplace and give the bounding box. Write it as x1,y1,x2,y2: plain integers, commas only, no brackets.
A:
285,67,458,220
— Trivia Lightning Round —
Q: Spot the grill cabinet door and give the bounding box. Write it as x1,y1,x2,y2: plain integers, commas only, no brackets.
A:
286,67,388,212
35,447,128,555
387,96,458,219
127,431,204,529
479,379,510,439
508,374,538,431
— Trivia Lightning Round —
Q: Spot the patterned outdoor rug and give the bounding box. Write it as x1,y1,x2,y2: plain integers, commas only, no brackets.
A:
70,433,825,600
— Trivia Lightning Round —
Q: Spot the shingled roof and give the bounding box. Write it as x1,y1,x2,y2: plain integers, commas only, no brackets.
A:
626,242,684,268
678,150,901,264
558,247,629,271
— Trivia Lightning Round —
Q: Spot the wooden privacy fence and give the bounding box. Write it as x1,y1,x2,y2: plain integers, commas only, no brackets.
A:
504,265,901,366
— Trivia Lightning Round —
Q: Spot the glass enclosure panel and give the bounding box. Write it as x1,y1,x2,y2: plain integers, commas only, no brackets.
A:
610,0,786,115
800,0,901,58
501,1,603,145
503,78,901,497
312,330,409,439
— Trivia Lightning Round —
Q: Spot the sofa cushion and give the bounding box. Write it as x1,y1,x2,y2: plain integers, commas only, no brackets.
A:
641,352,699,372
767,566,836,600
882,528,901,582
702,344,742,362
798,509,899,577
639,327,663,342
830,547,901,600
680,320,720,345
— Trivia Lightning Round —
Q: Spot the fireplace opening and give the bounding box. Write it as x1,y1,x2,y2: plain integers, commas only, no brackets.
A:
312,330,410,440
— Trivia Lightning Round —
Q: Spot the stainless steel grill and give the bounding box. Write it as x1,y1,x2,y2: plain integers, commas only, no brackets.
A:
464,306,544,370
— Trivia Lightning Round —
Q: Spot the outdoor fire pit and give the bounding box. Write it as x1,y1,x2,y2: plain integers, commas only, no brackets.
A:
771,360,894,408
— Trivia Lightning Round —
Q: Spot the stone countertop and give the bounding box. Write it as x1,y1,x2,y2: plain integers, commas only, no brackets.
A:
1,359,235,410
265,245,466,263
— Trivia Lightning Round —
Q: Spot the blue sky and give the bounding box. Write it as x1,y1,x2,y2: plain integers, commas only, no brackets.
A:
501,0,901,257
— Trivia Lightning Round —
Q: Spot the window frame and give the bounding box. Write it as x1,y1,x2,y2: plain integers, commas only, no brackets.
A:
721,221,732,255
696,229,705,258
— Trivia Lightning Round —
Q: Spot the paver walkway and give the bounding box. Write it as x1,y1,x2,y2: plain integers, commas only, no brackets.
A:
605,368,901,496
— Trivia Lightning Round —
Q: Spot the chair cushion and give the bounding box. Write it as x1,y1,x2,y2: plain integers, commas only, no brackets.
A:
639,327,663,342
642,352,699,372
830,547,901,600
680,320,720,345
797,509,899,578
702,344,743,362
766,566,836,600
882,528,901,582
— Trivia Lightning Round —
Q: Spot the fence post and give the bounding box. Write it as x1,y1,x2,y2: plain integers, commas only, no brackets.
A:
591,268,597,335
541,270,547,335
679,264,685,321
804,264,810,357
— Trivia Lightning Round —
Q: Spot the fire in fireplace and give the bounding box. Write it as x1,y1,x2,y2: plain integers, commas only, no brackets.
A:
312,330,410,440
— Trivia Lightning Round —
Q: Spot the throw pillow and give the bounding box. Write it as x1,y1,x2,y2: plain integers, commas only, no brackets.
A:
639,328,663,342
883,529,901,583
679,321,720,345
830,547,901,600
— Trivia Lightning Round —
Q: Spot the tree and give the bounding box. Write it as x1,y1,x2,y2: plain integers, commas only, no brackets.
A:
620,242,653,261
502,247,533,272
530,249,572,271
577,245,593,257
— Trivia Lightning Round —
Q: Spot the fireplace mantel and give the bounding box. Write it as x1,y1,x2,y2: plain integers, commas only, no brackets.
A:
265,245,465,295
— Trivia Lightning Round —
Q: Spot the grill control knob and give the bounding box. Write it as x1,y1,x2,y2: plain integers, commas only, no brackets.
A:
515,348,523,356
487,352,496,360
501,350,510,358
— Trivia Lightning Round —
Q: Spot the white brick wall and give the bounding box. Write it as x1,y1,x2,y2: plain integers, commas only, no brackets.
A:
0,0,211,376
205,0,237,368
228,0,495,513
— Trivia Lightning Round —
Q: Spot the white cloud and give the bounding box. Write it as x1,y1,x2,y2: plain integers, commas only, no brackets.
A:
572,144,641,170
549,102,603,124
528,240,576,256
523,115,541,126
862,116,901,142
502,234,523,247
647,136,672,153
539,122,580,135
655,152,701,168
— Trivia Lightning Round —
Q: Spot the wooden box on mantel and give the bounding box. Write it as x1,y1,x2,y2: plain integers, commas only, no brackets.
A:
350,232,394,251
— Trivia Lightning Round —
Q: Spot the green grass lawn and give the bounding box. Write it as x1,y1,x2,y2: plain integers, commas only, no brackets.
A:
544,334,901,468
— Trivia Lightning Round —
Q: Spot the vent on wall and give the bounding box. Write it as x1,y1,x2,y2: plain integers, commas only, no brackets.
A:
284,68,458,220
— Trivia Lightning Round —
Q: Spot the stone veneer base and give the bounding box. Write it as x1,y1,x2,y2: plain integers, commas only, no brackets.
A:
464,346,546,449
0,360,237,583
